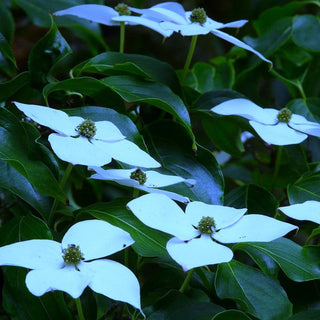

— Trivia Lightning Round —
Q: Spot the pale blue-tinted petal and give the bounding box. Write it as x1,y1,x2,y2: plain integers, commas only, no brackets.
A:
130,2,187,24
14,102,77,136
95,139,161,168
289,115,320,137
216,20,248,29
67,116,85,136
112,16,173,37
54,4,121,26
279,201,320,224
211,98,278,124
0,239,63,269
166,235,233,271
144,170,192,187
82,259,142,311
26,265,90,298
127,193,198,240
94,121,125,141
174,23,210,36
249,121,307,145
212,29,272,64
48,134,112,166
62,220,134,261
214,214,297,243
185,202,247,230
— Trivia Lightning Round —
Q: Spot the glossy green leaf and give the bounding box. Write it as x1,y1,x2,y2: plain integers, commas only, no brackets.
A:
289,310,320,320
211,310,252,320
0,160,51,218
288,173,320,203
0,32,16,76
215,260,292,320
77,198,170,257
0,107,65,206
292,15,320,51
72,51,180,93
0,2,14,43
28,16,71,86
148,290,223,320
287,98,320,123
146,120,224,204
0,72,30,102
234,238,320,281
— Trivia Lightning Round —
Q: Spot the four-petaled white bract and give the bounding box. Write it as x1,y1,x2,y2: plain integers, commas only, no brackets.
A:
279,201,320,224
127,193,297,271
114,2,271,64
54,4,173,37
14,102,160,168
0,220,142,311
89,166,195,203
211,98,320,146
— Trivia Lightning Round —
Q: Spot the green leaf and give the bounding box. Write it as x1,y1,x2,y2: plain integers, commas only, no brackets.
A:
100,75,195,145
0,32,16,76
215,260,292,320
77,198,170,257
0,160,51,217
64,106,145,147
287,98,320,123
234,238,320,281
288,173,320,203
0,72,30,103
0,107,65,207
72,51,181,93
0,2,14,43
212,310,252,320
292,15,320,51
148,290,223,320
28,16,71,86
146,120,224,204
289,310,320,320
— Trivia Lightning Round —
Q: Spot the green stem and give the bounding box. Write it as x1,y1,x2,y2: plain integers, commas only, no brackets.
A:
132,188,139,198
75,298,85,320
48,163,73,226
272,146,283,190
120,21,125,53
179,269,195,293
182,35,198,82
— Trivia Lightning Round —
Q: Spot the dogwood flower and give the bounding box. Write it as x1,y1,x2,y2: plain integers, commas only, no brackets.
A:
14,102,160,168
211,98,320,146
116,2,271,64
127,193,297,271
89,166,195,203
54,3,173,37
279,201,320,224
0,220,142,311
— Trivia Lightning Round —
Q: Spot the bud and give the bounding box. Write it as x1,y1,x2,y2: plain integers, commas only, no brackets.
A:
76,119,97,139
130,168,147,185
190,8,207,25
277,108,292,123
62,244,84,268
197,216,216,235
115,3,131,16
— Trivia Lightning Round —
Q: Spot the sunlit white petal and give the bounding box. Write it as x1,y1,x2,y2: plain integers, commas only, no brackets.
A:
94,121,126,141
214,214,297,243
127,194,198,240
0,240,63,269
26,265,90,298
249,121,307,145
279,201,320,224
48,134,112,166
83,259,142,310
289,122,320,138
62,220,134,261
185,202,247,229
166,235,233,271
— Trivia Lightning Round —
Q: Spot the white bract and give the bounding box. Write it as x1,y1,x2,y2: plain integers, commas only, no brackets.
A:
0,220,142,311
54,4,173,37
14,102,160,168
127,193,297,271
116,2,271,64
211,98,320,146
279,201,320,224
89,166,195,203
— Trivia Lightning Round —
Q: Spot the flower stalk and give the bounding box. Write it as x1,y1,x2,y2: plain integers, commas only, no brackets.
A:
75,298,85,320
182,35,198,82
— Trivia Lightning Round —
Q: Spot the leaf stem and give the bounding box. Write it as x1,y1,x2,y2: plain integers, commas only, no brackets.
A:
272,146,283,189
132,188,139,198
179,268,195,293
120,21,125,53
182,35,198,82
75,298,85,320
48,163,73,226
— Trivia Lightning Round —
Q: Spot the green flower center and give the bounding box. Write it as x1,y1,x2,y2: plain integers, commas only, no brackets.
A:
277,108,292,123
62,244,84,267
190,8,207,25
198,216,216,235
115,3,131,16
130,168,147,185
76,119,97,139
